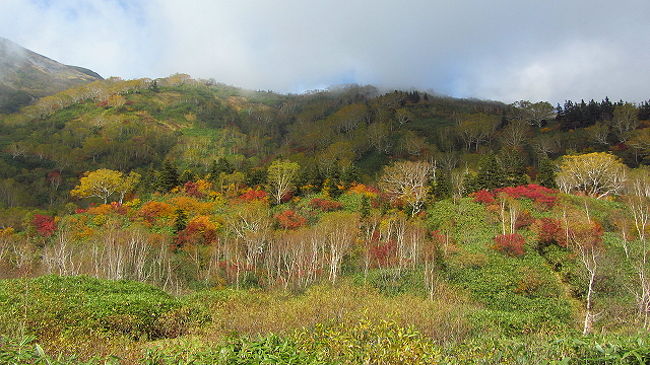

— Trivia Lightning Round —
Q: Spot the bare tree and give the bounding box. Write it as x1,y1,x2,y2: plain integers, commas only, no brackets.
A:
512,100,555,127
379,161,432,216
625,168,650,328
585,122,610,146
567,207,604,335
317,212,359,283
611,103,639,143
456,113,499,151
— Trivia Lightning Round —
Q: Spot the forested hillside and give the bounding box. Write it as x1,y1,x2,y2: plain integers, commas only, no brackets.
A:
2,74,650,363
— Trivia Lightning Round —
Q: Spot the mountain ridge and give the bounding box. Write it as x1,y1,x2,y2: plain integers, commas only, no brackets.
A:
0,37,102,113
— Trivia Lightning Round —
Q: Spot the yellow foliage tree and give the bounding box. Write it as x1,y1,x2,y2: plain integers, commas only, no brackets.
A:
71,169,141,204
267,159,300,204
555,152,627,199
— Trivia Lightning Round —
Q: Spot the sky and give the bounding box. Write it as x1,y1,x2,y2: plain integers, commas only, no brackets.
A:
0,0,649,104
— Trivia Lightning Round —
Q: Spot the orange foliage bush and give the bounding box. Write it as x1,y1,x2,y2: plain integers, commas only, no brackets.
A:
310,198,343,211
169,196,216,215
239,188,269,201
275,210,307,230
175,215,219,247
348,183,380,197
86,202,127,215
138,201,175,223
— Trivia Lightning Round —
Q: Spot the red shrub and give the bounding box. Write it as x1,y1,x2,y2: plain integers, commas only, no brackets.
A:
515,211,534,229
182,181,203,198
309,198,343,211
472,190,496,204
275,210,307,230
493,184,558,207
239,188,269,201
280,190,294,203
493,233,526,257
533,218,567,247
33,214,56,237
370,240,397,267
430,230,451,246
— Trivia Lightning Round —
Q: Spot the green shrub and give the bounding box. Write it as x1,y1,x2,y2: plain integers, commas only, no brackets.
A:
0,276,182,340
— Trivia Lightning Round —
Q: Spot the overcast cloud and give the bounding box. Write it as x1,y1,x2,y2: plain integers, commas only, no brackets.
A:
1,0,648,103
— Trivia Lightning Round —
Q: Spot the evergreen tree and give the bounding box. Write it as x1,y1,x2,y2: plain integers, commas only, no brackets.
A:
537,158,557,188
499,149,528,187
179,169,196,184
322,177,343,198
360,195,370,219
295,163,322,195
432,170,452,200
159,160,179,192
475,154,506,190
245,167,267,188
218,157,234,174
139,165,159,194
209,158,234,182
340,164,360,186
173,208,187,234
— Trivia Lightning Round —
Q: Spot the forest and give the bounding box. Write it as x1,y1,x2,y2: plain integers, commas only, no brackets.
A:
2,74,650,363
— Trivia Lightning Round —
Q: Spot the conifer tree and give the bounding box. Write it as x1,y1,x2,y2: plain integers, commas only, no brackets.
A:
179,169,196,184
209,158,234,181
475,154,506,190
499,149,528,187
537,158,557,188
360,195,370,219
340,164,360,186
159,160,179,192
173,208,188,234
139,165,158,194
433,170,452,200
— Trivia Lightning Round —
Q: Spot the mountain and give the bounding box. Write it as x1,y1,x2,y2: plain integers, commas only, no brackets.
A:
0,37,102,113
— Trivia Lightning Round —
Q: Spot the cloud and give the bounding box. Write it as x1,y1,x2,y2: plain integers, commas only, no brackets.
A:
0,0,649,103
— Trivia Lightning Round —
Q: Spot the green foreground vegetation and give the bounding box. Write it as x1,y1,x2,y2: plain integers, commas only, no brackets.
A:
1,276,650,364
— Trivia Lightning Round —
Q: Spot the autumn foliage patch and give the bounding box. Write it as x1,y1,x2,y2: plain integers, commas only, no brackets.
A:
33,214,56,237
309,198,343,212
533,218,567,247
239,188,269,201
493,233,526,257
175,215,218,247
472,190,496,204
370,240,397,267
473,184,558,207
138,201,175,223
275,210,307,230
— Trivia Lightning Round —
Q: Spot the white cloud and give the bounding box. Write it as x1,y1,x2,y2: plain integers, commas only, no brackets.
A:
0,0,649,103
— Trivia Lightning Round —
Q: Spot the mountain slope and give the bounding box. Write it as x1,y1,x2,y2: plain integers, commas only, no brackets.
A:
0,37,102,113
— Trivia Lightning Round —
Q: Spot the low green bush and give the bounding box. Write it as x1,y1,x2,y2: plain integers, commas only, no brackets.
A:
0,276,183,340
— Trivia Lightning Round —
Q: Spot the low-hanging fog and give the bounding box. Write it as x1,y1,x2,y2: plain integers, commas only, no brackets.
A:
1,0,648,103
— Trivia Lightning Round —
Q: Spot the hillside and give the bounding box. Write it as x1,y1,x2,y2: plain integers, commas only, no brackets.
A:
1,74,650,363
0,37,102,113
